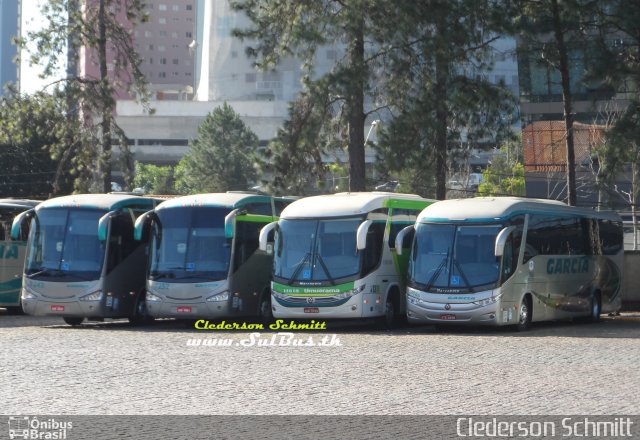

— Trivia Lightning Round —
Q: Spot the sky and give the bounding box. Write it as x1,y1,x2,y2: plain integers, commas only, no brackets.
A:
20,0,65,94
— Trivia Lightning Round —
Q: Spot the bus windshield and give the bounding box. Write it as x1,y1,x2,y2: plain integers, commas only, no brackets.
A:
150,207,231,282
25,208,105,281
274,217,362,283
409,223,502,291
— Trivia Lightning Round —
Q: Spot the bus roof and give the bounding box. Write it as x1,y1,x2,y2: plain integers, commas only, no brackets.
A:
0,199,40,210
417,197,621,223
36,194,159,212
155,192,288,210
280,192,434,219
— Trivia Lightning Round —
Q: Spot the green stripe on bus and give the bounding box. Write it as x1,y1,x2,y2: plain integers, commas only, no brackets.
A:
383,199,432,210
272,281,355,296
236,214,275,223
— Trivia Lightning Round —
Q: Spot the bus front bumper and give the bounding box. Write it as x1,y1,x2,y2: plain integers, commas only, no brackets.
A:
406,300,505,326
147,300,233,319
22,297,104,318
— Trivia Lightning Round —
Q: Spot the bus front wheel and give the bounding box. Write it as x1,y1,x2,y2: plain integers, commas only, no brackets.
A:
588,292,602,323
377,293,399,329
515,296,532,332
5,306,24,315
258,291,273,324
63,317,84,326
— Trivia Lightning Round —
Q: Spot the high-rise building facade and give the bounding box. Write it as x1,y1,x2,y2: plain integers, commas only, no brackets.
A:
134,1,196,98
81,0,195,100
0,0,19,95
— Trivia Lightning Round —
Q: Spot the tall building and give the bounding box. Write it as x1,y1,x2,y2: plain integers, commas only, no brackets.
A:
81,0,195,100
194,0,338,102
134,1,196,99
0,0,19,95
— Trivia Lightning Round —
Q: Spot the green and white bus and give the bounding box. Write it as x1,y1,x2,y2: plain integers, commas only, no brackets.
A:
259,192,435,327
400,197,623,330
134,192,292,320
0,199,40,314
12,194,160,325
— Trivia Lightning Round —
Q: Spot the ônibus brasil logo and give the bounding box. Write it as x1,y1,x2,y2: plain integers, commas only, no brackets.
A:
8,416,72,440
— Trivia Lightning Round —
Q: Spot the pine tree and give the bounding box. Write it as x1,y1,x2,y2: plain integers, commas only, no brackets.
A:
175,103,258,194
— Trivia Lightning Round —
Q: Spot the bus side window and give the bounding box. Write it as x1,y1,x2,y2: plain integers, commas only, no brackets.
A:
233,221,261,273
107,216,138,274
362,222,385,275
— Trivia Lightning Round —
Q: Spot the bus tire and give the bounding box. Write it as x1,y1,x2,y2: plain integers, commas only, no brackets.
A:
515,295,532,332
6,306,24,315
129,294,155,326
258,290,274,325
588,291,602,323
378,291,399,329
63,317,84,326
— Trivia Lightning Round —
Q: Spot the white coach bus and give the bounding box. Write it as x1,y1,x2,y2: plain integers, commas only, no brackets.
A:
134,192,292,321
12,194,160,325
398,197,623,330
259,192,435,327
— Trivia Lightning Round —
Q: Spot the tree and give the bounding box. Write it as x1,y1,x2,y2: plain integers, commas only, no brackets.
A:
17,0,149,193
133,163,176,195
478,138,525,197
231,0,386,192
175,103,258,194
517,0,601,206
375,0,516,199
0,90,74,197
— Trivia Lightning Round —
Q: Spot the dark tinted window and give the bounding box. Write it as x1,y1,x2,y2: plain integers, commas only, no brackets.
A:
362,222,385,275
233,221,261,272
388,208,421,249
243,202,272,216
599,219,623,255
524,215,591,261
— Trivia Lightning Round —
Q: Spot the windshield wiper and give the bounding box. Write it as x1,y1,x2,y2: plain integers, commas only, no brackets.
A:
174,271,224,281
452,257,471,289
424,248,450,291
315,254,336,286
288,252,312,285
27,268,65,278
150,271,177,280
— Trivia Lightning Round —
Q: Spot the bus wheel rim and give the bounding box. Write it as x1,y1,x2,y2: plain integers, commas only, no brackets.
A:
519,302,528,324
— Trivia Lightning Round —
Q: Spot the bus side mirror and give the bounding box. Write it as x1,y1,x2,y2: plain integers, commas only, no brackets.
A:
11,209,34,240
98,210,119,242
494,226,516,257
134,210,156,241
259,221,277,252
395,225,415,256
224,208,241,239
356,220,373,251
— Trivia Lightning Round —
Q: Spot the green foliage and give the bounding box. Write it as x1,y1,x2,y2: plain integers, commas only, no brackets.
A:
375,0,516,199
0,90,72,197
133,163,176,195
231,0,383,191
175,103,259,194
16,0,149,193
478,160,525,197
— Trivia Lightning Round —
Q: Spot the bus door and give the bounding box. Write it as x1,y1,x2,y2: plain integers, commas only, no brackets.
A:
102,212,146,316
229,217,269,316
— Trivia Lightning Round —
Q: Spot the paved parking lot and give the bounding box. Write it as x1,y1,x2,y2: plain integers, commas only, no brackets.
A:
1,311,639,415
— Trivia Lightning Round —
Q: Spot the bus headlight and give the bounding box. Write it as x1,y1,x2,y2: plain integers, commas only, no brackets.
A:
272,291,287,300
79,291,103,302
21,289,36,300
207,291,230,302
337,284,366,300
146,292,162,302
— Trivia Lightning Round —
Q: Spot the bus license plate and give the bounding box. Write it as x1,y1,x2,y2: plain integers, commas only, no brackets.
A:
439,314,456,320
176,306,192,313
51,305,64,312
303,307,319,313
